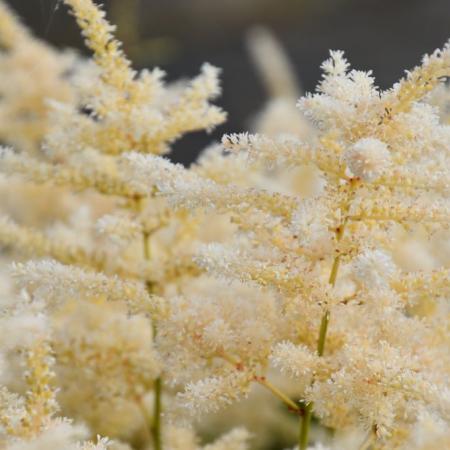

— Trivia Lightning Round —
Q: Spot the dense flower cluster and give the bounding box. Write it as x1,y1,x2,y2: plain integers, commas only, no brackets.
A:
0,1,448,450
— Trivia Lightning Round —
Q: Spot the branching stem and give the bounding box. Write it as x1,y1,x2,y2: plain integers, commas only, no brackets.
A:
299,198,350,449
257,377,302,413
218,351,302,414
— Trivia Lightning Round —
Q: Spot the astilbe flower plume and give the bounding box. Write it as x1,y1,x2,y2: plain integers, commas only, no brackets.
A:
0,0,245,449
0,1,448,449
129,41,450,449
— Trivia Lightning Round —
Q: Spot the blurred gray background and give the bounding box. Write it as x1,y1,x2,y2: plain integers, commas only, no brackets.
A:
6,0,450,164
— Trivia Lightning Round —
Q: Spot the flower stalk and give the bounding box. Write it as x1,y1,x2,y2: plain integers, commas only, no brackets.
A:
299,207,349,449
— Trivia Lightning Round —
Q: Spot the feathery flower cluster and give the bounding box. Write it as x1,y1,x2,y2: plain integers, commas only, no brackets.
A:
127,37,450,450
0,1,448,450
0,2,75,154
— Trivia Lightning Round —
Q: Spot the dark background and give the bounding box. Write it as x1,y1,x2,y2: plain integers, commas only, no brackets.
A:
6,0,450,164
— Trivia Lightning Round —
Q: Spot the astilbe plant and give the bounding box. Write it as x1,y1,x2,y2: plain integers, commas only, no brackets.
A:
124,40,450,450
0,0,236,449
0,1,448,450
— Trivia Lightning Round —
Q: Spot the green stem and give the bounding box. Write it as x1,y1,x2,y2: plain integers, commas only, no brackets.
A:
298,299,333,449
152,376,163,450
151,318,163,450
317,310,330,357
219,351,302,414
328,254,341,286
258,377,302,413
299,402,313,450
298,220,346,449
